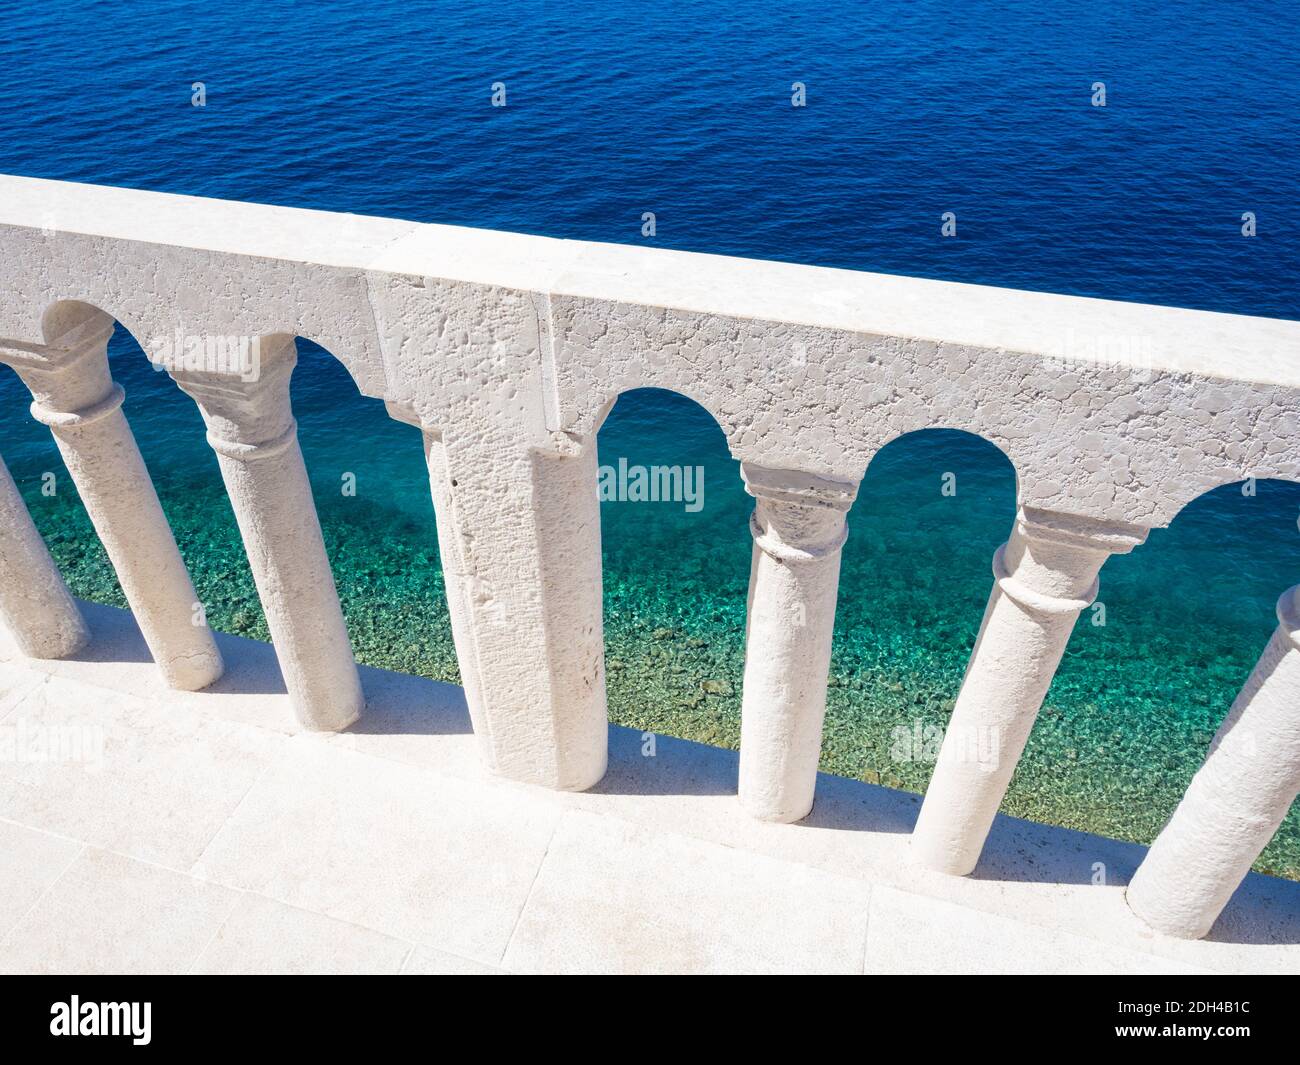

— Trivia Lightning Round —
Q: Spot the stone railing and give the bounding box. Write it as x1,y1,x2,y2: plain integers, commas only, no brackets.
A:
1,175,1298,941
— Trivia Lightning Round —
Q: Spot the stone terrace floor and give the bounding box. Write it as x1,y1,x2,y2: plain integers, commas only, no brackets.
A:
0,602,1297,975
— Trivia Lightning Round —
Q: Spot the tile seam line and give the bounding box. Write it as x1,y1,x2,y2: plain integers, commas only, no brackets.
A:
498,812,564,968
230,890,434,965
5,664,135,711
185,887,248,975
184,751,283,879
0,841,87,954
2,671,1291,970
879,880,1246,975
859,882,873,975
0,814,90,849
0,673,51,723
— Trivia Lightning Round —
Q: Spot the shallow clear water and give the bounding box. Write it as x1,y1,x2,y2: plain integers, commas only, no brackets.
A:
1,0,1298,873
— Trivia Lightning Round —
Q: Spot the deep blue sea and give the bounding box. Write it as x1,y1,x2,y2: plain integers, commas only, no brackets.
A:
1,1,1298,871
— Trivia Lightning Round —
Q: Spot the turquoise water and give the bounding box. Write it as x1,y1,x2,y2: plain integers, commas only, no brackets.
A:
1,1,1298,874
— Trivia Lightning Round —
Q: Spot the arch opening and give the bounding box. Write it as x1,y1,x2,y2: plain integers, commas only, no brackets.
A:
596,387,747,757
827,427,1018,796
284,335,463,698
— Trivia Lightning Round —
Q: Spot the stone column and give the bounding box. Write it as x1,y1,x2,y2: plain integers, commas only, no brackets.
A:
738,463,857,823
171,334,363,731
911,506,1147,875
0,453,89,658
408,422,607,791
1126,585,1300,939
3,310,222,690
383,405,491,745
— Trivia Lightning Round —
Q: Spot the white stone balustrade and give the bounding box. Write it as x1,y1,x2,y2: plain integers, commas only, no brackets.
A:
912,507,1148,874
1126,585,1300,938
0,303,222,690
1,175,1299,938
170,336,364,731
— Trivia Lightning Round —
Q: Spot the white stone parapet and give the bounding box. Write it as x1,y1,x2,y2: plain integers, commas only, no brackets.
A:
0,175,1298,940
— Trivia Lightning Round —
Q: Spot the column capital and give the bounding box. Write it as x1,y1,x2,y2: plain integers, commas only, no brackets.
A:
741,463,859,564
169,334,298,457
0,309,115,372
1015,506,1149,555
740,461,859,511
992,507,1149,619
0,311,116,415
